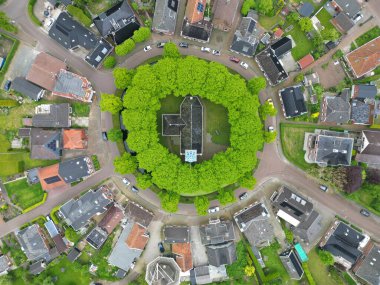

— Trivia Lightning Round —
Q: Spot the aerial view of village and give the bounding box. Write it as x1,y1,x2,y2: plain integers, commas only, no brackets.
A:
0,0,379,284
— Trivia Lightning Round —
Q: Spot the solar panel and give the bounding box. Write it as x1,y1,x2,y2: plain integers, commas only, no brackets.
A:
248,21,256,33
45,175,62,184
168,0,178,12
197,2,204,12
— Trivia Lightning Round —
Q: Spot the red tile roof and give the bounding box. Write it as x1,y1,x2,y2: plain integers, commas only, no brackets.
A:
38,164,66,191
172,243,193,272
126,223,149,250
185,0,207,24
298,54,314,69
63,129,87,150
274,28,284,38
98,205,124,234
346,36,380,78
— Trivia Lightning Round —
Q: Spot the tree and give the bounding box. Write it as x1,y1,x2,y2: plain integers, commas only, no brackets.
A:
298,17,313,32
133,27,151,43
247,77,267,95
294,73,304,83
136,173,153,189
317,249,334,266
241,0,255,16
100,93,123,114
256,0,273,15
0,11,17,33
259,101,277,120
115,38,136,56
287,11,299,22
114,152,137,174
107,128,123,142
113,67,135,90
332,49,344,60
238,173,256,189
244,265,255,277
218,189,236,206
103,55,116,69
163,42,181,58
42,277,54,285
321,28,340,41
159,191,180,213
194,196,210,216
264,130,277,143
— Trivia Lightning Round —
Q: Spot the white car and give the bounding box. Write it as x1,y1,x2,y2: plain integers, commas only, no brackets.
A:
268,126,275,132
212,49,221,56
201,47,211,53
208,206,220,213
144,45,152,52
240,61,249,69
122,178,131,186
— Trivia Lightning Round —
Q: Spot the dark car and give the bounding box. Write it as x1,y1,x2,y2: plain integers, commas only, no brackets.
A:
179,42,189,48
360,209,370,217
131,186,139,193
239,192,248,200
158,242,164,253
3,80,11,91
229,56,240,63
156,42,166,48
101,132,108,141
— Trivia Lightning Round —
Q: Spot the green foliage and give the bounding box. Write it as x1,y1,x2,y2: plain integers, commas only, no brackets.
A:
136,173,153,189
298,17,313,32
132,27,151,43
107,128,123,142
317,249,334,266
294,73,304,83
217,188,236,205
282,221,294,244
114,152,137,174
65,227,81,243
0,99,18,107
332,49,344,60
321,28,340,41
113,67,135,90
354,26,380,47
259,101,277,120
194,196,210,216
131,2,139,11
5,178,45,210
115,38,136,56
100,93,123,114
256,0,273,15
245,265,255,276
159,191,180,213
103,55,116,69
264,130,277,143
241,0,255,16
0,11,17,33
163,42,181,58
91,154,101,171
238,172,256,189
67,5,92,27
50,205,61,224
287,12,299,22
302,263,316,285
28,0,42,27
247,77,267,94
22,193,47,213
226,241,251,279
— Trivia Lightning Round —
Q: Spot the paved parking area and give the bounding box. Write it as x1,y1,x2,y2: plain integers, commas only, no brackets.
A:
314,60,346,89
190,226,209,267
5,44,38,80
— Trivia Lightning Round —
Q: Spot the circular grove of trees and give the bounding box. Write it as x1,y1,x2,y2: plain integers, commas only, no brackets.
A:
120,56,264,196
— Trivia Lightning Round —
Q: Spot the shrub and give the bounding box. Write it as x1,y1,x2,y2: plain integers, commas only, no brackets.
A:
0,11,18,32
91,155,101,171
317,249,334,265
103,56,116,69
194,196,210,216
67,5,92,27
27,0,42,26
302,263,316,285
0,99,18,107
132,27,151,43
131,2,138,11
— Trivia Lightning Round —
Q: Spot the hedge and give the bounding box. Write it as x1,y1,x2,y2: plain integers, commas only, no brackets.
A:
67,5,92,27
28,0,42,26
91,155,101,171
0,33,19,85
22,192,47,213
0,99,18,107
50,205,61,224
302,263,316,285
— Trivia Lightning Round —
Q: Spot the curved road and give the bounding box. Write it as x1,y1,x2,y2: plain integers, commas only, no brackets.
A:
1,0,380,242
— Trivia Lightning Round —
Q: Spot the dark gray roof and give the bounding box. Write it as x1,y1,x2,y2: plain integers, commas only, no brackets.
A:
0,255,10,273
334,0,361,18
85,39,113,69
351,99,372,125
67,247,81,262
194,266,211,284
29,260,46,275
230,12,260,57
162,114,185,136
12,77,44,101
163,226,190,243
279,250,304,280
18,128,31,138
115,269,127,278
355,245,380,285
199,220,235,245
353,84,377,100
206,241,237,267
320,90,351,124
125,201,154,228
361,130,380,155
16,224,50,261
323,222,364,265
182,20,212,42
32,103,71,128
298,2,314,17
30,128,62,160
279,85,307,118
256,48,288,85
52,235,67,254
58,156,93,183
48,0,72,6
59,186,113,231
86,227,108,249
271,37,292,58
152,0,179,35
53,71,88,99
293,210,322,243
27,167,40,184
333,12,354,32
234,202,269,230
146,257,181,285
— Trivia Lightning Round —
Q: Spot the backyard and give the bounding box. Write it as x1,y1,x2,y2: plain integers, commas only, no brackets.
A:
4,178,45,210
347,182,380,216
259,14,284,30
316,8,336,32
286,23,314,61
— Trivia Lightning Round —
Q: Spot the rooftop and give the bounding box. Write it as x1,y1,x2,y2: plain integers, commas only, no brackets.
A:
16,224,50,261
194,266,211,284
126,223,149,250
163,225,190,243
212,0,240,31
331,12,354,33
279,85,307,118
256,47,288,85
352,84,377,100
145,256,181,285
181,19,212,42
32,103,71,128
98,204,124,234
152,0,179,35
185,0,206,24
38,163,66,191
86,227,108,249
356,130,380,165
0,255,10,274
12,77,44,101
67,247,81,262
29,260,46,275
172,243,193,272
30,128,62,160
199,220,235,245
355,245,380,285
206,241,237,267
298,54,314,69
298,2,314,17
334,0,361,18
279,250,304,280
63,129,87,150
351,99,374,125
320,90,351,124
124,201,154,228
58,156,94,184
271,37,292,58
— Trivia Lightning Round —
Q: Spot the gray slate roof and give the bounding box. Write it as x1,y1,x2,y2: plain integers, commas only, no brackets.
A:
293,210,322,243
271,37,292,58
58,156,93,184
29,260,46,275
163,225,190,243
30,128,62,160
32,103,71,128
12,77,44,101
334,0,361,18
152,0,179,35
146,256,181,285
351,99,372,125
355,245,380,285
0,255,10,273
256,48,288,85
85,39,113,69
206,241,237,267
125,201,154,228
59,186,112,231
298,2,314,17
279,85,307,118
279,250,304,280
333,12,354,32
199,220,235,245
361,130,380,155
67,247,81,262
16,224,50,261
320,90,351,124
86,227,108,249
194,266,211,284
352,84,377,100
53,71,87,99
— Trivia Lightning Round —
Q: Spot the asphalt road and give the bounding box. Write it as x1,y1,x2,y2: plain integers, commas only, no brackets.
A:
1,0,380,243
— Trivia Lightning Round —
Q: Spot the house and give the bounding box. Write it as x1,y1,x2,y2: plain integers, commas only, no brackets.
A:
126,223,150,250
271,37,292,57
152,0,180,35
194,266,211,284
332,0,361,19
298,54,314,70
351,84,378,100
145,257,181,285
29,260,46,275
230,11,261,57
233,202,274,247
172,243,193,272
30,128,62,160
63,129,87,150
93,1,140,45
351,99,375,125
212,0,240,31
273,28,284,39
356,130,380,165
298,2,314,17
44,219,68,254
163,225,190,243
304,129,354,166
37,164,66,190
86,227,108,249
279,250,304,280
331,12,354,33
16,224,50,261
85,39,113,69
303,72,320,86
98,204,124,234
67,247,81,262
124,201,154,229
181,0,212,42
26,52,67,91
320,89,351,124
32,104,71,128
320,221,369,269
260,33,271,45
0,255,11,275
206,241,237,267
278,85,307,118
59,186,113,231
354,244,380,285
345,36,380,78
11,77,45,101
48,0,72,6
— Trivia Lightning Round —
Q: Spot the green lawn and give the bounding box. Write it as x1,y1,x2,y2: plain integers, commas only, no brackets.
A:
347,182,380,215
259,14,283,30
71,102,90,117
203,98,230,145
286,24,314,61
354,26,380,47
316,8,335,30
4,178,45,210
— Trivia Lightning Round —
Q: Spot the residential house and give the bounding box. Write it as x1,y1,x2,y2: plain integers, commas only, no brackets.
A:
93,1,140,45
124,201,154,229
67,247,81,262
12,77,45,101
0,255,11,275
303,72,320,86
194,266,212,284
298,54,314,70
163,225,190,243
32,104,71,128
37,164,66,190
59,186,113,231
320,221,369,269
152,0,180,35
145,257,181,285
233,202,274,247
98,204,124,234
351,99,375,125
354,244,380,285
230,11,261,57
278,85,307,118
304,129,354,166
331,12,354,33
279,250,304,280
298,2,314,17
207,241,236,267
351,84,378,100
29,260,46,275
356,130,380,165
44,219,68,254
345,36,380,78
320,89,351,124
86,227,108,249
332,0,361,19
63,129,88,150
273,28,284,39
16,224,50,261
212,0,240,31
30,128,62,160
172,243,193,272
181,0,212,42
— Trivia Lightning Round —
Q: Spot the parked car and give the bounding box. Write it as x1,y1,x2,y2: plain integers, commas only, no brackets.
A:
158,242,165,253
201,47,211,52
360,209,370,217
131,186,139,193
319,185,328,192
156,42,166,48
143,45,152,52
212,49,221,56
240,61,249,69
229,56,240,63
208,206,220,213
130,260,136,270
101,132,108,141
266,98,274,107
3,80,11,91
239,192,248,200
179,42,189,48
122,178,131,186
268,126,275,132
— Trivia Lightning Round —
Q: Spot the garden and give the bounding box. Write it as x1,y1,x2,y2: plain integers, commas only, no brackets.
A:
4,178,45,210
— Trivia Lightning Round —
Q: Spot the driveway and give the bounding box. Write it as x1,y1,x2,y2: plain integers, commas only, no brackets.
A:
4,43,38,80
314,60,346,89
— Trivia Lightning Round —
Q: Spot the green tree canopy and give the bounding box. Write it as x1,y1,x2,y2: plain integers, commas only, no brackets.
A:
287,12,299,22
317,249,334,266
321,28,340,41
238,172,256,189
259,101,277,120
247,77,267,94
136,173,153,189
132,27,151,43
113,67,135,90
100,93,123,114
115,38,136,56
107,128,123,142
163,42,181,58
159,191,180,213
264,130,277,143
114,152,137,174
298,17,313,32
241,0,255,16
194,196,210,216
218,189,236,206
256,0,273,15
244,265,255,277
103,55,116,69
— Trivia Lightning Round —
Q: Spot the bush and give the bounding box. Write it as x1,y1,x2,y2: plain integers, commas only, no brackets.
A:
131,2,138,11
132,27,151,43
27,0,42,26
91,155,101,171
67,5,92,27
194,196,210,216
0,11,18,32
65,226,81,243
302,263,316,285
103,56,116,69
50,205,61,224
317,249,334,265
0,99,18,107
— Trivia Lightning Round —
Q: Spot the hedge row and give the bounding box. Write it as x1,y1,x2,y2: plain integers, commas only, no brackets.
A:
67,5,92,27
0,99,18,107
28,0,42,27
22,192,47,213
0,33,19,85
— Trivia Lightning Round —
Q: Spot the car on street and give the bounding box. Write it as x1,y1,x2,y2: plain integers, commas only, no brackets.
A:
143,45,152,52
319,185,328,192
229,56,240,63
122,178,131,186
201,47,211,52
158,242,165,253
240,61,249,69
131,186,139,193
239,192,248,200
208,206,220,213
266,98,274,107
3,80,11,91
360,209,370,217
101,132,108,141
212,49,221,56
179,42,189,48
156,42,166,48
268,126,275,132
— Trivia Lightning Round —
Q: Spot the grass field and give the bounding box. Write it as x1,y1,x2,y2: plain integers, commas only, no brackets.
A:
203,98,230,145
348,182,380,216
286,23,314,61
4,178,45,210
259,14,283,30
316,8,335,31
